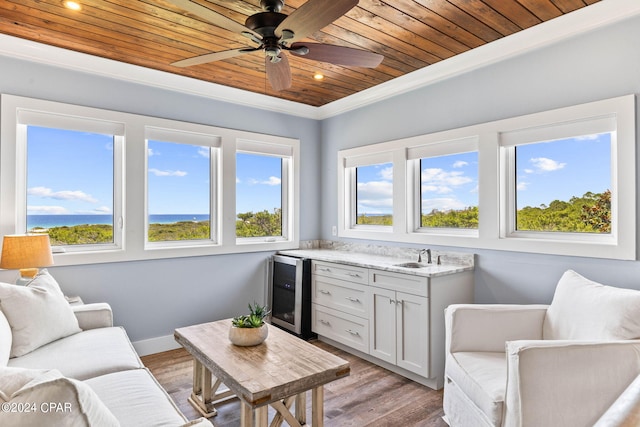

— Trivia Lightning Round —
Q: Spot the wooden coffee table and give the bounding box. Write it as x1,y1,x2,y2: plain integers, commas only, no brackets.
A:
174,319,350,427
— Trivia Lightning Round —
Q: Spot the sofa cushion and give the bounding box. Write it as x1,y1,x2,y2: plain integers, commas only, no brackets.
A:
0,309,11,367
446,352,506,427
85,368,188,427
0,270,81,357
0,367,119,427
543,270,640,340
8,327,143,381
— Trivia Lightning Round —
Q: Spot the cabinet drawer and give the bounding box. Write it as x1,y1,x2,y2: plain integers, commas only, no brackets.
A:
312,275,369,318
312,261,368,285
312,304,369,354
369,269,429,297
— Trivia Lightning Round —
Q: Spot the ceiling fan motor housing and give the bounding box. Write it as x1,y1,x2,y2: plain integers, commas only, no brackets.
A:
260,0,284,13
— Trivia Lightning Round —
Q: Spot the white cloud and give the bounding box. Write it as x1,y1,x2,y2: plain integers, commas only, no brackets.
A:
197,147,210,158
357,180,393,198
248,176,282,186
148,168,187,177
28,186,97,203
453,161,468,168
529,157,566,173
148,148,157,156
27,205,68,214
379,166,393,181
517,181,528,191
421,168,473,193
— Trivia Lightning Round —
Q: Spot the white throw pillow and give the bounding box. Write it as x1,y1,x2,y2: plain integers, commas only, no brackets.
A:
0,270,81,357
0,367,119,426
0,309,12,366
543,269,640,340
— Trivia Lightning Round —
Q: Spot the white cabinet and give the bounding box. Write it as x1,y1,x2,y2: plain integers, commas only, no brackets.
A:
311,261,370,353
311,259,473,390
370,287,430,377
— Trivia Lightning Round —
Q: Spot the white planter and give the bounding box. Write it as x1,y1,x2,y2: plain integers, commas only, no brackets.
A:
228,324,269,346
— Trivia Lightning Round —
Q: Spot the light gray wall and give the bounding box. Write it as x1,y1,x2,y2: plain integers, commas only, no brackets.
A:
0,57,322,342
320,15,640,304
2,13,640,345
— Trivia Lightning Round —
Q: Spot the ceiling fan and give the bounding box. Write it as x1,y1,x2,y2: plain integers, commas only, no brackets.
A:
170,0,384,91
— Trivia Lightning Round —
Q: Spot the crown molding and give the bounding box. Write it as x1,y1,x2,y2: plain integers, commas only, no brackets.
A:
0,0,638,121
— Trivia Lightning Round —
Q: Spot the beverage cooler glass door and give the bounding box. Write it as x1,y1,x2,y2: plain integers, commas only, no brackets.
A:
269,255,303,334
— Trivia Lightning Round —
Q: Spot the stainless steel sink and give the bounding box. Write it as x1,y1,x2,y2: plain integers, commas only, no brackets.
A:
393,262,431,268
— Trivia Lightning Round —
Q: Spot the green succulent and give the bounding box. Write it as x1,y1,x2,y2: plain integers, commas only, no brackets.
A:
231,302,270,328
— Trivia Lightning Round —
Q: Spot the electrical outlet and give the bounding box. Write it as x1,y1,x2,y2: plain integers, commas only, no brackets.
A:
331,225,337,236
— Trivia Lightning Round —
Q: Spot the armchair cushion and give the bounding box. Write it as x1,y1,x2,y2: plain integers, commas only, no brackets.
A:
543,270,640,340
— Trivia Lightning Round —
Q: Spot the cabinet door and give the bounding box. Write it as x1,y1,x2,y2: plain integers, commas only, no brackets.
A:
369,287,396,364
396,292,430,377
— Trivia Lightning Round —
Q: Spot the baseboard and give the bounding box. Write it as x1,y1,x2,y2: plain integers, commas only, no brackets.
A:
132,334,181,357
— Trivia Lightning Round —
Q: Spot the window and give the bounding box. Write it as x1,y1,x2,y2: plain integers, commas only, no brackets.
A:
1,95,300,266
235,140,294,242
499,113,621,246
419,151,478,230
27,126,116,246
338,95,635,260
146,127,220,245
355,162,393,226
1,103,125,253
514,133,611,234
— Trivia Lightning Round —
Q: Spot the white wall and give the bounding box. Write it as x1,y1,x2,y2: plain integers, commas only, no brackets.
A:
320,14,640,304
0,56,322,347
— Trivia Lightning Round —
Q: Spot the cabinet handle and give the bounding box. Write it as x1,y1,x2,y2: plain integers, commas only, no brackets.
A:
319,319,331,326
319,289,331,295
389,299,397,305
345,296,360,303
347,273,362,278
317,267,331,273
345,329,360,336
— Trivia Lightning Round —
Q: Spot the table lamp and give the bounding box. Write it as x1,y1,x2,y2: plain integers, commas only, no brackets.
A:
0,234,54,285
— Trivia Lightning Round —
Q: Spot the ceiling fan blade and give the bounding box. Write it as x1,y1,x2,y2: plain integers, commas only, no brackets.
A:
172,48,253,67
265,55,292,91
275,0,358,43
290,43,383,68
170,0,261,40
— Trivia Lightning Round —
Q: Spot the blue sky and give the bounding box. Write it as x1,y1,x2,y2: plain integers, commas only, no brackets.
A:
516,133,610,208
27,126,113,215
26,126,282,217
356,133,611,214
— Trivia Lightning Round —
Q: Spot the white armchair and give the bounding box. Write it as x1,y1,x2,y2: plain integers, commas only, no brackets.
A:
443,270,640,427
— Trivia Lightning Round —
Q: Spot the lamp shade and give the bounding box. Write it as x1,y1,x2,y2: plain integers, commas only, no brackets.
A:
0,234,54,270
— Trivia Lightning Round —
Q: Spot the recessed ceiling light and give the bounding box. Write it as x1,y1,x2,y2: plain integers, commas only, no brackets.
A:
313,73,324,81
63,1,81,11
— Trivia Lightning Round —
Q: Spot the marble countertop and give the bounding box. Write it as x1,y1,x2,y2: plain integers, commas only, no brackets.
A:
278,242,474,278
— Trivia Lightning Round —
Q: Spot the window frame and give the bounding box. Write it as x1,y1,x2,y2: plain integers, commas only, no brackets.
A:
338,95,636,260
1,94,300,267
235,140,293,244
144,126,221,249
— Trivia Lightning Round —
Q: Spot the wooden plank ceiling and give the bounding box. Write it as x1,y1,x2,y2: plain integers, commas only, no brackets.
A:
0,0,598,107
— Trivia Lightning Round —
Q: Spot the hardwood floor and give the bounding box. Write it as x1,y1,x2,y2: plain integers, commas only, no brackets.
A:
141,340,447,426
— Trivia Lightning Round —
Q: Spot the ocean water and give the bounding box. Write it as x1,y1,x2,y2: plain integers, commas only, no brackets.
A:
27,214,209,230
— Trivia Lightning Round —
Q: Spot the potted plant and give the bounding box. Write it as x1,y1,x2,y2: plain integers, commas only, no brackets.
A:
228,302,270,346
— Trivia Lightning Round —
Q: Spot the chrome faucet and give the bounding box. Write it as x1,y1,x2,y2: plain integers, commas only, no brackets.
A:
417,248,432,264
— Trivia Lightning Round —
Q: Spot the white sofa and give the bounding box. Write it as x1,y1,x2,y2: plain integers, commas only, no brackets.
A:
0,270,212,427
443,270,640,427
